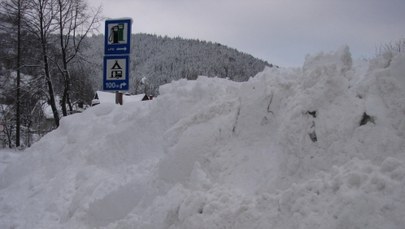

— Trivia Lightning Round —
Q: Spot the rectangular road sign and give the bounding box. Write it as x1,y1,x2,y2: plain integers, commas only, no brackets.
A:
103,55,129,91
104,18,132,55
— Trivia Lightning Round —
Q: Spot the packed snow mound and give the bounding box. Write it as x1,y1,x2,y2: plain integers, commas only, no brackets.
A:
1,47,405,229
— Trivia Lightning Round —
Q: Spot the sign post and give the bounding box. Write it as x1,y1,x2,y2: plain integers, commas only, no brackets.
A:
103,18,132,105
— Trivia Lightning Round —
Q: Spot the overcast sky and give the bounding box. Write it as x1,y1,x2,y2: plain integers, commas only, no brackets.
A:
88,0,405,67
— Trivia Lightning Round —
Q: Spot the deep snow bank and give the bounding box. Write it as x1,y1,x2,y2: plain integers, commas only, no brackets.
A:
0,47,404,229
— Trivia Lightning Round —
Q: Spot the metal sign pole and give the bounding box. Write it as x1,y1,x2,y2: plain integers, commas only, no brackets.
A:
115,91,123,105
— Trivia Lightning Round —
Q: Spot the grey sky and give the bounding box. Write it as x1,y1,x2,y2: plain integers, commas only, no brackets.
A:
88,0,405,67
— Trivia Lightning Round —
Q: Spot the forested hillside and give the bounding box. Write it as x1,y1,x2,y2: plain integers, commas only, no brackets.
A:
1,26,273,148
83,34,273,95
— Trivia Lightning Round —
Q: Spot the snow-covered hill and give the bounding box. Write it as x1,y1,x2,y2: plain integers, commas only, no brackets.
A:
1,47,404,229
83,34,272,95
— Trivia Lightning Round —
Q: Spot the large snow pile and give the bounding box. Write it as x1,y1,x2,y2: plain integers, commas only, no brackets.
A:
1,47,405,229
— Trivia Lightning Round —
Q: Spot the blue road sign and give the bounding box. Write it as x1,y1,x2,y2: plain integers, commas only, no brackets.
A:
104,19,132,55
103,55,129,91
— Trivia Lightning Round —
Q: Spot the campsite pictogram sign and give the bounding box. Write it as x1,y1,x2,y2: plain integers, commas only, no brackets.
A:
103,55,129,91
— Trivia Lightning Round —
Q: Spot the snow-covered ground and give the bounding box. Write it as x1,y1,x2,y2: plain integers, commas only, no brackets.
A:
1,47,404,229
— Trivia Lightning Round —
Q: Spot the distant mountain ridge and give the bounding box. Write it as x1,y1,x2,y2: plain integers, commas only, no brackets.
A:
84,33,274,95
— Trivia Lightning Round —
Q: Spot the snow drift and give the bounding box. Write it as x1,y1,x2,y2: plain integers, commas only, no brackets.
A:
1,46,405,229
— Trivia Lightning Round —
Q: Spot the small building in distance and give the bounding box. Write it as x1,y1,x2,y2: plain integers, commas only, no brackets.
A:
141,94,154,101
91,91,150,106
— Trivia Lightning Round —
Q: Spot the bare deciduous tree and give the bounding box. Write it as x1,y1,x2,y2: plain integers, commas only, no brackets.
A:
55,0,101,116
24,0,60,127
0,0,29,147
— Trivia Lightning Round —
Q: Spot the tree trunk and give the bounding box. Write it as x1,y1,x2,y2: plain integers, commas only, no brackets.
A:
15,0,22,147
59,27,69,116
61,70,73,116
39,1,59,127
61,71,68,116
58,0,72,116
42,50,60,127
44,61,60,127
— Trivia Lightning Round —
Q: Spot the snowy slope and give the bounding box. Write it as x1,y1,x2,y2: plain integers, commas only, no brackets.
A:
0,47,405,229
